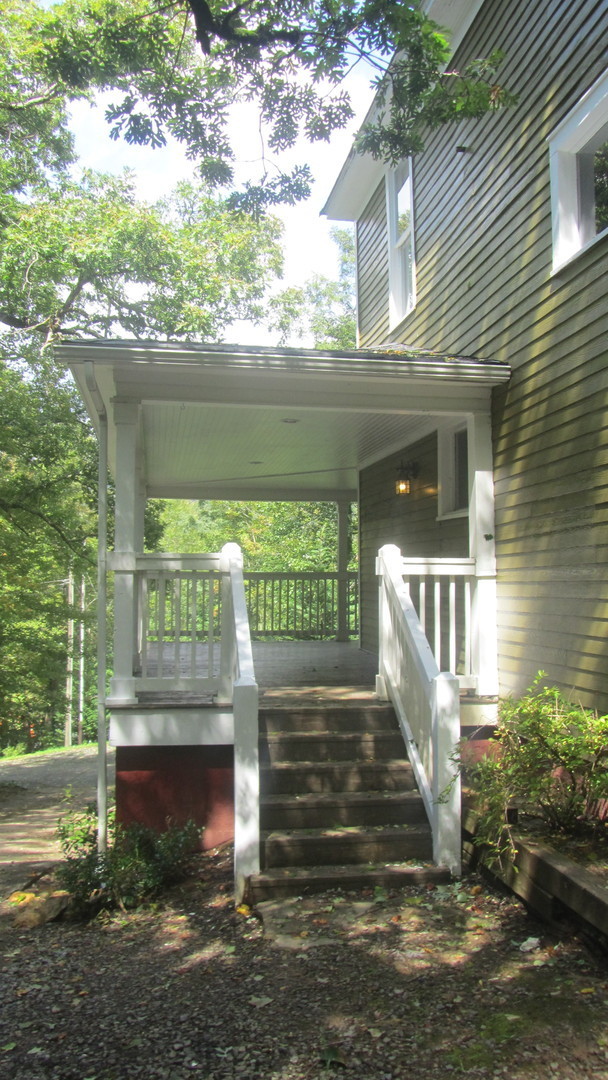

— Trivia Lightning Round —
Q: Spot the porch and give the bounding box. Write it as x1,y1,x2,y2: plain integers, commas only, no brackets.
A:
55,339,510,900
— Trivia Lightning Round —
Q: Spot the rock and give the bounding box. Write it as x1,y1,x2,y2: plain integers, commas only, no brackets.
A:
12,890,71,928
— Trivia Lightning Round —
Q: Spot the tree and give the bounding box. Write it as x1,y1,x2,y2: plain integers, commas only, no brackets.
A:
0,173,283,343
270,227,356,348
6,0,515,212
159,499,356,571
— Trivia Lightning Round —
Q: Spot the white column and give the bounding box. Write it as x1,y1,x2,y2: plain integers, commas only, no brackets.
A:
109,401,141,704
467,412,499,697
336,499,350,642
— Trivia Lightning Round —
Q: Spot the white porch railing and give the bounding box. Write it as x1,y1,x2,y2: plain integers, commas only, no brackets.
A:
108,559,358,701
376,544,461,875
400,557,476,688
244,571,358,640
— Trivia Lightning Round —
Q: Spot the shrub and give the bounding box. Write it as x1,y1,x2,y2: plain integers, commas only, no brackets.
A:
461,674,608,866
56,804,201,914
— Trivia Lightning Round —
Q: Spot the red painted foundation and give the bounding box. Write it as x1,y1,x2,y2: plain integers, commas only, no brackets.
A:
115,745,235,850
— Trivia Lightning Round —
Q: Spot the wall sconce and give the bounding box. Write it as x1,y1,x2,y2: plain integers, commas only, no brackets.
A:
395,461,419,496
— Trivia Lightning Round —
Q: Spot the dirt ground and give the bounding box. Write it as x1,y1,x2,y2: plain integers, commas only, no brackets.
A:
0,746,116,899
1,749,608,1080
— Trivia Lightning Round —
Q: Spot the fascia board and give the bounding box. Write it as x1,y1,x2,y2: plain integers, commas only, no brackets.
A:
56,341,509,385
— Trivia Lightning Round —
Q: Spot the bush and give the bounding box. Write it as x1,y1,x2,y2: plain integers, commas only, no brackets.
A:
461,674,608,866
56,804,201,914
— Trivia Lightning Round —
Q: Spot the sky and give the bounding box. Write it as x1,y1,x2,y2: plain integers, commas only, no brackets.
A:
69,69,375,344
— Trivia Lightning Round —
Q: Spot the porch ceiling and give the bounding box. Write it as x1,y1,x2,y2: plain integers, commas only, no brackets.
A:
56,340,510,502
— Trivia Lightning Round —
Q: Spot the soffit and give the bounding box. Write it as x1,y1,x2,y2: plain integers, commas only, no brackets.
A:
56,340,509,501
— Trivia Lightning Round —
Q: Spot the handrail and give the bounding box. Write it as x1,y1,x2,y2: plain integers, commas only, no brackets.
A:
219,544,260,903
376,544,461,874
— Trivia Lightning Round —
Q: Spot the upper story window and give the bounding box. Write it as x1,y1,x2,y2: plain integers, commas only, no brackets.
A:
548,69,608,272
386,161,416,327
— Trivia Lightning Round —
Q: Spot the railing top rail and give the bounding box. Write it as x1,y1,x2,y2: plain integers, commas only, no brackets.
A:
243,570,357,580
108,552,223,573
400,557,476,576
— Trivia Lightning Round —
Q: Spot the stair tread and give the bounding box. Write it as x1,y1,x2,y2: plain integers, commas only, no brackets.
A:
263,823,430,840
261,790,422,805
261,758,410,769
253,860,446,879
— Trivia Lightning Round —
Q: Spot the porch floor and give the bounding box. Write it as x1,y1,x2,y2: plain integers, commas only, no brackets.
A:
253,641,378,705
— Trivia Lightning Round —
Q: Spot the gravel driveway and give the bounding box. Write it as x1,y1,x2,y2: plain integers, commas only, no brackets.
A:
0,745,115,899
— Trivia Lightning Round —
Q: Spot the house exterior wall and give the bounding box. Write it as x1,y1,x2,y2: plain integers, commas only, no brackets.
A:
354,0,608,708
359,434,468,651
357,179,390,345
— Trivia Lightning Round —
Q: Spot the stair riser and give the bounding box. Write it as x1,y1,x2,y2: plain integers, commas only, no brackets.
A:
260,800,427,830
259,709,398,734
250,866,451,902
261,763,417,795
261,733,405,763
264,831,433,868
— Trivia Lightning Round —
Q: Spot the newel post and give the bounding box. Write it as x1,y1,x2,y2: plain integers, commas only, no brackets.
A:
218,543,241,704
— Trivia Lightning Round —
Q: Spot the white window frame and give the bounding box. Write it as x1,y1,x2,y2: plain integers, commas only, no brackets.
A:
548,69,608,272
437,422,469,520
386,160,416,327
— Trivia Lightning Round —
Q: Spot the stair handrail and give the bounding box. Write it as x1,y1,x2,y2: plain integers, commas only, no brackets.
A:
219,543,260,902
376,544,461,875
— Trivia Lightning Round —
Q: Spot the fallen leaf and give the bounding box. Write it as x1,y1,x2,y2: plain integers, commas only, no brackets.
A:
248,995,273,1008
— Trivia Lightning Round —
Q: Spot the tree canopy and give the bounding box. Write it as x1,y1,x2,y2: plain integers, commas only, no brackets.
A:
5,0,515,211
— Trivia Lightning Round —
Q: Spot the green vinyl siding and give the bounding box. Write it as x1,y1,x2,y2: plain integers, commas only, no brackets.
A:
355,0,608,708
357,180,390,346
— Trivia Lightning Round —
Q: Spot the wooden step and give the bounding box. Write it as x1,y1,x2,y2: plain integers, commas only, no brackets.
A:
261,730,406,764
248,862,452,903
262,824,433,868
260,790,427,830
260,759,418,794
259,704,399,734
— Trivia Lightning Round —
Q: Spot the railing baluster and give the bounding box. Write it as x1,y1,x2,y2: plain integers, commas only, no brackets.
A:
158,572,166,678
207,574,214,676
174,574,181,677
449,576,456,673
140,572,149,677
464,577,472,676
434,577,441,667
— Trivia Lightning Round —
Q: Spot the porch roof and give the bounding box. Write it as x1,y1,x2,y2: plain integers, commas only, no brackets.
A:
55,339,510,502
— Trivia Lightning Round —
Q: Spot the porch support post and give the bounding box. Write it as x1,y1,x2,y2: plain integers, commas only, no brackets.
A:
109,401,141,705
467,412,498,697
336,499,350,642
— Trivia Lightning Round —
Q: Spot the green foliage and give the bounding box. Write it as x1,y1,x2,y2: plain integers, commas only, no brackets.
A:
56,803,201,913
270,227,356,349
159,499,357,571
2,0,515,211
462,675,608,867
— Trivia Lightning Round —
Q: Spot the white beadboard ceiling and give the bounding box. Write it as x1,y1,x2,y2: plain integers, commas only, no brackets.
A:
56,341,510,502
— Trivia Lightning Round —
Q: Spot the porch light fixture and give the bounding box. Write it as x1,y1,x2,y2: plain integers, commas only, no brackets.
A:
395,461,419,496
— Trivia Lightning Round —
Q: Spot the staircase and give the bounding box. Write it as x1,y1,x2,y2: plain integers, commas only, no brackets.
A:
248,696,453,902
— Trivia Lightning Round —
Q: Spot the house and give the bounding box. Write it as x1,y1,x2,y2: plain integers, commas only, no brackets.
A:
324,0,608,712
56,0,608,900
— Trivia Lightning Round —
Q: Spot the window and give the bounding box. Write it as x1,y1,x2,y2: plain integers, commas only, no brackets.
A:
386,161,416,326
438,423,469,518
548,69,608,271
